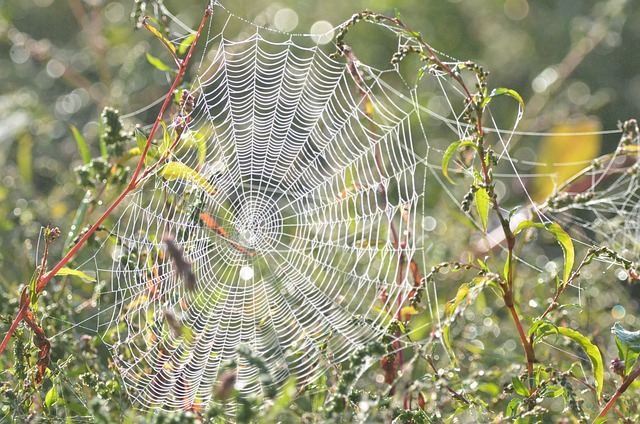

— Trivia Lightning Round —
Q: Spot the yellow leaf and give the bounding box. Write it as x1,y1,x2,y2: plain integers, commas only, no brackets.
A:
400,306,419,321
533,119,601,201
160,162,217,196
365,99,375,117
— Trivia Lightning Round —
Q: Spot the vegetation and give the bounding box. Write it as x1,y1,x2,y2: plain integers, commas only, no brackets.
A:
2,0,640,422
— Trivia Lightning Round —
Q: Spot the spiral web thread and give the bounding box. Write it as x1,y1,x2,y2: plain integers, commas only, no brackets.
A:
53,1,640,414
67,5,469,411
539,131,640,266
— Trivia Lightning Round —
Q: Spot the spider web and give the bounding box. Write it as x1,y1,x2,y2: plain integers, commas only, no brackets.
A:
539,130,640,265
63,3,469,411
51,1,640,415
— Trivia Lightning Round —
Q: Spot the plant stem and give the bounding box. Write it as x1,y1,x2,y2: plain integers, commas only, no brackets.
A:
593,365,640,422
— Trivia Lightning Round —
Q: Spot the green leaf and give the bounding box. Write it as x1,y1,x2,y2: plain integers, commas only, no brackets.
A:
476,258,489,273
528,319,555,338
506,397,520,416
442,141,461,184
475,185,490,232
44,385,58,409
442,277,497,364
159,119,172,157
70,125,91,164
178,33,197,56
135,128,160,166
145,52,174,73
63,190,92,254
441,140,478,185
482,87,525,111
612,322,640,375
503,251,511,282
160,162,218,196
538,326,604,400
511,376,530,397
545,385,564,398
56,267,96,282
514,220,574,286
29,268,40,310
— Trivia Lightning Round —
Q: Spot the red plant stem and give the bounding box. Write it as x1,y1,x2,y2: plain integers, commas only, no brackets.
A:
594,365,640,422
0,292,29,355
506,302,535,380
0,3,213,357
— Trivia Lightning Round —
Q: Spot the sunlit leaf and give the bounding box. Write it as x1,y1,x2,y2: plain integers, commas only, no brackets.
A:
365,99,375,117
63,190,92,254
400,305,419,321
160,162,217,196
178,33,197,55
159,119,172,157
56,267,96,282
142,18,178,62
511,376,529,397
475,184,490,232
442,140,477,185
442,141,461,184
44,385,59,409
538,326,604,400
71,125,91,164
482,87,524,110
145,52,174,73
514,220,574,286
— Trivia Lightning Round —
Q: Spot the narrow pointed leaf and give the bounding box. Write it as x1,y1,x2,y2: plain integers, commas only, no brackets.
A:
475,185,490,232
56,267,96,282
63,190,92,254
442,141,461,184
71,125,91,164
539,326,604,400
511,376,529,397
145,52,173,73
142,19,178,61
160,162,217,196
178,33,197,56
514,220,574,286
482,87,525,110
